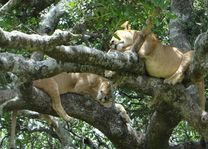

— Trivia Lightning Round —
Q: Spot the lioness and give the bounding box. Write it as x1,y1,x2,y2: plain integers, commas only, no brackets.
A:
109,21,205,114
9,72,131,148
33,72,112,121
110,21,193,84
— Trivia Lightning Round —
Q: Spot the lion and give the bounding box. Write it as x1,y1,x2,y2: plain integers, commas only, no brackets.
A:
33,72,112,121
109,21,206,115
8,72,131,149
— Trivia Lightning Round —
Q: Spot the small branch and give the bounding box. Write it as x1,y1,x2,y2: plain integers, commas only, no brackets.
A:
0,0,21,15
53,121,75,148
38,0,66,34
0,0,59,20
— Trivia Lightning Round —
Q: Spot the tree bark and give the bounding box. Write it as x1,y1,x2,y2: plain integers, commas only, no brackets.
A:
2,87,144,149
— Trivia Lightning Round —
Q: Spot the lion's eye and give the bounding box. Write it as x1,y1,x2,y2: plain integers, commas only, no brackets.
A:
110,40,115,44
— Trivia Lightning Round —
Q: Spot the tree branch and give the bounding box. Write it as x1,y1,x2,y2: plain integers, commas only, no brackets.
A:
0,0,58,17
0,28,142,74
0,52,141,85
189,30,208,79
0,28,80,50
2,87,144,149
169,0,193,50
38,0,67,34
145,104,181,149
0,0,21,15
122,75,208,140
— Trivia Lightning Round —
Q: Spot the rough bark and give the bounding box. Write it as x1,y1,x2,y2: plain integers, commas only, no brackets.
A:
169,0,192,51
1,87,144,149
0,28,142,74
38,0,67,34
0,0,58,17
145,104,181,149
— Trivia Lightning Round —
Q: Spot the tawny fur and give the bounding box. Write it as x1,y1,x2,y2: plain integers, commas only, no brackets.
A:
33,72,112,121
110,22,206,114
110,22,194,85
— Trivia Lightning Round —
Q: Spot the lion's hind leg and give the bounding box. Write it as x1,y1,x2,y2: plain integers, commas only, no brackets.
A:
164,51,193,85
33,78,71,121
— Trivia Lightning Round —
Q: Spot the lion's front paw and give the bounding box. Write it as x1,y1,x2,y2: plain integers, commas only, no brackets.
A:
115,104,131,123
99,99,113,108
164,72,184,85
201,111,208,123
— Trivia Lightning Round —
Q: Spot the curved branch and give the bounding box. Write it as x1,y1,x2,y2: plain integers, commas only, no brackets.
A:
2,87,144,149
38,0,67,34
190,30,208,79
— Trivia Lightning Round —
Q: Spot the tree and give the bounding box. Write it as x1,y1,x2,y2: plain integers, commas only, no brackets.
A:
0,0,208,149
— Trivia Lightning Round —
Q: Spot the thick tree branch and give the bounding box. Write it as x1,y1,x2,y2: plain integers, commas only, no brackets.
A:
0,52,106,81
0,28,80,50
0,51,142,79
169,0,192,50
1,87,144,149
121,75,208,141
189,30,208,79
145,104,181,149
0,28,142,74
51,46,141,73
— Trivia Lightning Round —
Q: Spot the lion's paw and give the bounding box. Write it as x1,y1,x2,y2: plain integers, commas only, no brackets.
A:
164,72,184,85
201,111,208,123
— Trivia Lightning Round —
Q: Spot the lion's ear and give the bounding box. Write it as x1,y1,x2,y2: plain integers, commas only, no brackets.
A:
120,21,131,30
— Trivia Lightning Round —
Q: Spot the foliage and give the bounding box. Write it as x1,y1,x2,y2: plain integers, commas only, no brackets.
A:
115,89,153,132
185,0,208,46
63,0,172,50
170,121,200,144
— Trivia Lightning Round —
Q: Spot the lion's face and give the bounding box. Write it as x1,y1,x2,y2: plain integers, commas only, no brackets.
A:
110,30,136,51
96,81,112,103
